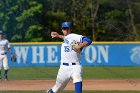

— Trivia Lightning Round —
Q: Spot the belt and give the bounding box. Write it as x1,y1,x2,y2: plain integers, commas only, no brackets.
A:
0,53,6,55
62,63,76,66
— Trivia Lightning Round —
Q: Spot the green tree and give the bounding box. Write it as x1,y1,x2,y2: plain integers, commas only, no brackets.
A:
126,0,140,40
0,0,43,42
0,0,140,42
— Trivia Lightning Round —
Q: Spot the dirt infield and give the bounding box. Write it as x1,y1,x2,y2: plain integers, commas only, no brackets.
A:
0,79,140,91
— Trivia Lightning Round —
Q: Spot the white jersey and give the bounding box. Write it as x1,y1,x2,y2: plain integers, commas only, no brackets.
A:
0,39,10,55
61,33,83,64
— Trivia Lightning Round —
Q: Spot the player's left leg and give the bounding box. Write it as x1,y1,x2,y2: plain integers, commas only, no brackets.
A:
72,65,83,93
74,81,82,93
3,55,9,80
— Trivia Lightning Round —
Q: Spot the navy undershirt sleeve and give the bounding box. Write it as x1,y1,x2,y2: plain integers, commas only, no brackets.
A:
82,37,92,45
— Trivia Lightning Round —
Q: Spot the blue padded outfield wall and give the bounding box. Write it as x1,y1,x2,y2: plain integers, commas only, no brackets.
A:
8,42,140,67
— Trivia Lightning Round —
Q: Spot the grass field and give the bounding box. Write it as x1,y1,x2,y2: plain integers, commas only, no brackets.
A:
3,66,140,80
0,66,140,93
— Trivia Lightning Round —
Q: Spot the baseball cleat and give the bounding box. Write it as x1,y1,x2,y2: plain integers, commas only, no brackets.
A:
4,76,8,81
4,78,8,81
4,77,8,81
43,90,53,93
0,78,2,82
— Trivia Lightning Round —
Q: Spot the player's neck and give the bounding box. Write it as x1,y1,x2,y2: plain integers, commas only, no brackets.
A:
65,32,71,36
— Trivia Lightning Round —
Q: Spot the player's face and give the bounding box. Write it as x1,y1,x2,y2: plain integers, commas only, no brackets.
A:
62,28,71,36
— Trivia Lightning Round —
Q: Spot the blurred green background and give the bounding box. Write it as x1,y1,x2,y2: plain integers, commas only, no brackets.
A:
0,0,140,42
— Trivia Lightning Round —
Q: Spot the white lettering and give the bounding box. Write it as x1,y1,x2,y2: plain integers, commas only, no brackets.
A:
84,45,109,64
13,44,109,66
14,46,29,64
97,45,109,63
31,46,45,63
47,46,58,63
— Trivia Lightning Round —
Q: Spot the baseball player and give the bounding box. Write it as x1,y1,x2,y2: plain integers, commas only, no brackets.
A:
0,30,15,81
46,22,92,93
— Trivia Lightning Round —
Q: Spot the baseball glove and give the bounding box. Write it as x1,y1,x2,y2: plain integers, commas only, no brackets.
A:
11,55,16,62
71,40,82,52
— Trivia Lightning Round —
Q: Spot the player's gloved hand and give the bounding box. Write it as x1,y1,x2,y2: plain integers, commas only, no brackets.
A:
71,41,82,53
51,32,59,38
11,54,16,62
73,45,82,53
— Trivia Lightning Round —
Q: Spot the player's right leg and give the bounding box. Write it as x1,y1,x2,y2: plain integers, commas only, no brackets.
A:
47,65,70,93
47,79,69,93
49,78,69,93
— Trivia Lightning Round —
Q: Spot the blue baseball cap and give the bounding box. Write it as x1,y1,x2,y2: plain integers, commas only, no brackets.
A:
0,30,3,34
61,22,72,29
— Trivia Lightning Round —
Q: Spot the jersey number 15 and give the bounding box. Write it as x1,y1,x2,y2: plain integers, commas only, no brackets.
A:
64,46,70,52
